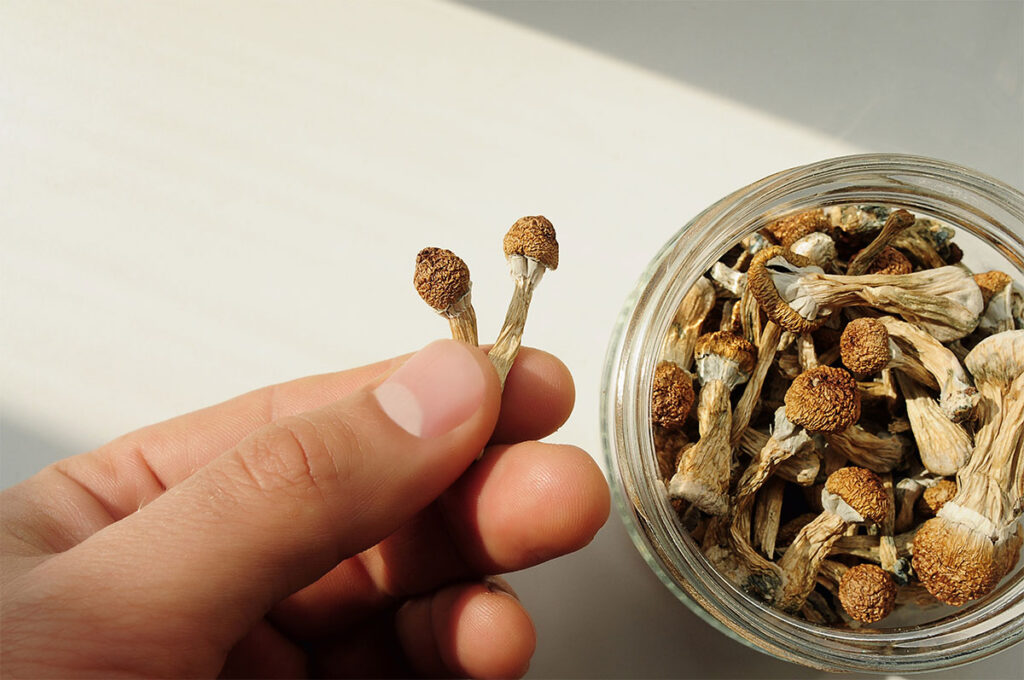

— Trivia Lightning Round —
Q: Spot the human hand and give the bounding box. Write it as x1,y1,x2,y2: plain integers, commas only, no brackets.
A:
1,340,609,678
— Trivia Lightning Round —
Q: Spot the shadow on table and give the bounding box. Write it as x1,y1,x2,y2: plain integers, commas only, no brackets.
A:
454,0,1024,189
509,514,1021,679
0,414,82,489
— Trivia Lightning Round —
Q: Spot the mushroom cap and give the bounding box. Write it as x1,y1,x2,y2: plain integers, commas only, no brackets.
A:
912,517,1017,606
763,209,832,248
414,247,471,311
693,331,757,375
918,479,957,516
651,361,695,430
838,564,897,624
840,318,891,375
747,246,825,334
973,271,1012,307
825,467,889,525
785,366,862,433
503,215,559,270
866,246,913,276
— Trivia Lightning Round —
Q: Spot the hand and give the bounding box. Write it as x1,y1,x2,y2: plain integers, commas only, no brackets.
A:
1,340,609,678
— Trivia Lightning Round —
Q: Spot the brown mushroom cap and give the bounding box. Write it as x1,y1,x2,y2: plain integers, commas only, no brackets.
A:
693,331,757,375
825,467,889,525
785,366,861,433
503,215,559,270
651,361,695,430
763,209,832,248
912,517,1014,606
840,318,891,375
747,246,825,334
973,271,1012,307
414,247,471,311
918,479,957,516
866,246,913,276
838,564,897,624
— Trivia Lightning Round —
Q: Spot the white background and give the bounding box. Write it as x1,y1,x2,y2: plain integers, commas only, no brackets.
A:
2,1,1022,677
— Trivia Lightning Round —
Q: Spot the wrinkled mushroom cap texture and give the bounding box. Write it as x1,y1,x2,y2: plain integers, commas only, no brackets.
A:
693,331,757,374
840,318,891,375
825,467,889,525
414,247,471,310
785,366,862,433
919,479,958,516
912,517,1020,605
838,564,897,623
866,246,913,276
651,361,695,430
763,209,832,248
747,245,825,334
973,271,1012,307
503,215,559,270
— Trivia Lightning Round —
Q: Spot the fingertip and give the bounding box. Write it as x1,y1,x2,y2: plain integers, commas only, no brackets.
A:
493,347,576,442
397,582,536,679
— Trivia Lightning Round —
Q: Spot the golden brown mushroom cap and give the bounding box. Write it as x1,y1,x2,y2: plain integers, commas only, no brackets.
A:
694,331,757,375
825,467,889,525
651,361,695,430
414,247,471,311
763,209,831,248
503,215,559,270
912,517,1013,606
747,246,825,334
838,564,897,623
840,318,891,375
785,366,861,433
866,246,913,276
918,479,957,516
973,271,1012,307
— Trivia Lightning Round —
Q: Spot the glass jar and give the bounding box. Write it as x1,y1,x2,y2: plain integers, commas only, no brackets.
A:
601,153,1024,672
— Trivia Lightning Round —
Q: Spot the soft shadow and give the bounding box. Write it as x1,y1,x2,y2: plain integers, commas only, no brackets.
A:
0,414,81,489
455,0,1024,188
508,517,1023,679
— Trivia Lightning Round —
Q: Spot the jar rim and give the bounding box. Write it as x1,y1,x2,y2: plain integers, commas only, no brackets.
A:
601,153,1024,672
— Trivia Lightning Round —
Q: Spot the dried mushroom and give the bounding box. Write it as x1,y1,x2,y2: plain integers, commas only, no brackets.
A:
650,203,1023,627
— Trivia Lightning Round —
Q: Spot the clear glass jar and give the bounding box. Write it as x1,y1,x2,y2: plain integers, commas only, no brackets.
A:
601,154,1024,672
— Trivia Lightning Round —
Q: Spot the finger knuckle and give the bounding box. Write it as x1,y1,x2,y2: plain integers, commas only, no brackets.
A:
233,416,350,502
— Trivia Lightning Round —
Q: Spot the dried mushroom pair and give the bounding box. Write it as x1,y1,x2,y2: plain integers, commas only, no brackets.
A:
652,205,1024,626
413,216,558,385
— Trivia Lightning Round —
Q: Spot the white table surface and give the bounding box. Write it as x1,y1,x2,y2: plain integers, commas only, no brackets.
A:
2,1,1022,677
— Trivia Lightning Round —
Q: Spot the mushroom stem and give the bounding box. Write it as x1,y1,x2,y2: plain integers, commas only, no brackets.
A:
661,277,716,371
895,372,972,476
754,477,786,559
878,316,977,422
730,321,783,444
823,426,908,473
668,332,756,515
490,216,558,386
846,209,915,276
738,426,820,486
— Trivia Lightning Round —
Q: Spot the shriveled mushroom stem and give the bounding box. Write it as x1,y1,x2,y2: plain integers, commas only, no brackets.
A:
846,209,915,276
878,473,910,583
895,372,972,476
776,512,848,613
490,268,541,385
709,262,746,297
878,316,977,421
738,427,819,486
730,321,783,444
796,266,983,342
444,294,479,344
824,426,908,473
797,333,818,371
734,408,815,506
662,278,716,370
754,477,786,559
829,531,915,562
669,381,733,516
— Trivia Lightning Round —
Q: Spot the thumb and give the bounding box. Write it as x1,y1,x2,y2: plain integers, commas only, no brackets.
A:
36,340,500,660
